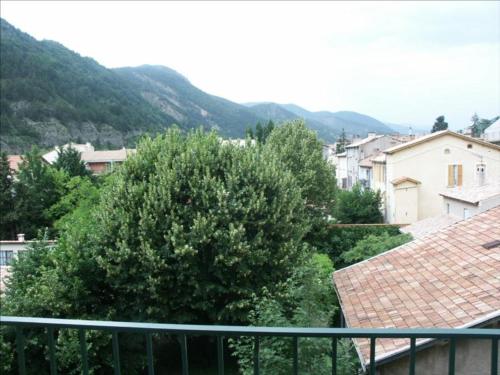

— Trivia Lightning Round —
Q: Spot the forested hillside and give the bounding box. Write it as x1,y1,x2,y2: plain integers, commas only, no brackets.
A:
1,18,398,152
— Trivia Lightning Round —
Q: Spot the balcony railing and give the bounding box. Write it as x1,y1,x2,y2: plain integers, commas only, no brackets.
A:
1,316,499,375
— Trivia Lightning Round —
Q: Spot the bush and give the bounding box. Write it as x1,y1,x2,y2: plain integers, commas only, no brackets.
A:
335,184,383,224
315,225,402,268
342,232,413,264
230,253,359,375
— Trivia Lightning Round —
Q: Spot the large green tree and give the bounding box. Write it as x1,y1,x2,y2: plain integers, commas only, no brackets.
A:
335,184,383,224
264,120,336,215
431,115,448,133
13,147,68,239
2,128,312,373
0,152,16,239
264,120,337,251
52,146,91,178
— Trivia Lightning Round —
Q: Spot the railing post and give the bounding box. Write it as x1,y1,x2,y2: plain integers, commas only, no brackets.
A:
253,336,260,375
112,332,121,375
15,326,26,375
146,333,154,375
492,338,498,375
448,338,456,375
292,336,298,375
47,327,57,375
217,336,224,375
369,338,376,375
179,334,189,375
331,337,337,375
409,337,416,375
78,329,89,375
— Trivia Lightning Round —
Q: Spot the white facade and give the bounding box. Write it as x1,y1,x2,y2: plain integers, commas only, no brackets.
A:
441,184,500,220
373,131,500,224
0,236,56,290
345,134,403,189
43,143,95,164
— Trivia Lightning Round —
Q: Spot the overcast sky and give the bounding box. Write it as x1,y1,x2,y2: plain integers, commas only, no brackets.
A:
1,1,499,129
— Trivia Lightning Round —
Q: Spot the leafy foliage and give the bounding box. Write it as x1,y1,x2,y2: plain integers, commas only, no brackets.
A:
341,232,412,264
52,146,91,178
13,147,69,239
1,128,312,373
314,225,402,268
0,153,16,239
470,113,499,137
335,184,383,224
431,115,448,133
230,254,359,375
335,128,348,154
246,120,275,144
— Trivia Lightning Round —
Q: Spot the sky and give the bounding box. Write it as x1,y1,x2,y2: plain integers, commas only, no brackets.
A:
1,1,499,129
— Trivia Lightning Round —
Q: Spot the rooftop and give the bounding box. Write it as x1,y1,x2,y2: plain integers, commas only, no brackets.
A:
383,130,500,154
439,183,500,205
345,134,384,149
7,155,22,172
400,214,462,239
81,148,135,163
333,206,500,366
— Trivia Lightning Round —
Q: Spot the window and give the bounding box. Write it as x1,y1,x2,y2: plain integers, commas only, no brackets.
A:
447,164,462,187
476,163,486,185
0,250,14,266
446,203,450,214
463,208,470,219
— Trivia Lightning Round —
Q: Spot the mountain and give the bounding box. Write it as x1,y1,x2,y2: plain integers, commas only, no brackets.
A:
114,65,261,139
0,18,402,152
385,122,428,135
245,103,341,141
248,103,394,139
0,19,261,152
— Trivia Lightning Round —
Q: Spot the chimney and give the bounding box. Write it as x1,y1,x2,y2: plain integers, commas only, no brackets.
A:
367,132,376,138
17,233,25,242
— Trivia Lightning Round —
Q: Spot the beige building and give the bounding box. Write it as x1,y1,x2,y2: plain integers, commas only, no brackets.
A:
0,235,56,291
373,130,500,224
333,207,500,375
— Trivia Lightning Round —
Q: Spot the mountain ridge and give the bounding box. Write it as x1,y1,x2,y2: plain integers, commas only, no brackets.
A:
1,18,403,152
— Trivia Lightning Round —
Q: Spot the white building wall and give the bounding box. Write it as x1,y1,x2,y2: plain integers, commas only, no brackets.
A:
384,135,500,223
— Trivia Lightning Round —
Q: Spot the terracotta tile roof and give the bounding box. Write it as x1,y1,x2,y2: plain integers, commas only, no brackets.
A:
81,149,135,163
390,177,421,186
400,214,462,239
333,206,500,366
7,155,22,172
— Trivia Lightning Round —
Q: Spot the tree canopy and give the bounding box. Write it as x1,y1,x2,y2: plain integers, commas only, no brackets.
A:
52,146,91,178
335,183,383,224
431,115,448,133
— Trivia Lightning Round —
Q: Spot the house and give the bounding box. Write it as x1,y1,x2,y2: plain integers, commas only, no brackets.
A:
0,235,56,291
81,148,134,174
7,155,23,173
440,183,500,220
345,134,404,189
483,117,500,145
373,130,500,224
333,207,500,375
42,143,135,174
42,142,95,164
334,152,348,189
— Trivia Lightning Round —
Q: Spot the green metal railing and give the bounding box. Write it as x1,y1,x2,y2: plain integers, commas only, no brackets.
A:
1,316,499,375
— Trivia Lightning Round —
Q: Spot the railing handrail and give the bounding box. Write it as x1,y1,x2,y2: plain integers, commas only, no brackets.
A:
1,316,499,339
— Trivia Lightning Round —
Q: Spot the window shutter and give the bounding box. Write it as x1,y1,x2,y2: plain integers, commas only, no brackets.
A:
448,165,453,187
457,164,463,186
